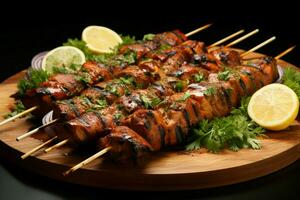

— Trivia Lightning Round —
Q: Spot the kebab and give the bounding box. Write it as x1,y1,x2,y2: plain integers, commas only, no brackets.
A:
2,26,262,128
20,29,189,118
51,42,240,121
19,32,268,156
17,37,284,175
46,29,261,123
62,53,280,175
24,28,245,119
27,37,276,157
16,29,258,141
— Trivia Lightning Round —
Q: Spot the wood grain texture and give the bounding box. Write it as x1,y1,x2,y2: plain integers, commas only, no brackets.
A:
1,52,300,191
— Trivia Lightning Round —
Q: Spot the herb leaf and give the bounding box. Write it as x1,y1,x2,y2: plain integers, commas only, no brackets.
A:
186,97,265,152
143,34,155,41
18,69,50,96
140,94,161,109
282,67,300,99
4,101,26,119
217,70,231,81
175,81,184,92
203,87,216,96
176,92,191,102
193,73,205,82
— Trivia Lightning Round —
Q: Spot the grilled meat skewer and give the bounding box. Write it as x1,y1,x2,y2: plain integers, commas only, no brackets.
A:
97,57,279,161
50,56,277,153
21,30,188,118
52,45,241,121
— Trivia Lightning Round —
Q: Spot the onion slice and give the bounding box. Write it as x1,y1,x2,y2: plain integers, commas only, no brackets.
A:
31,51,49,70
276,65,284,83
42,110,53,125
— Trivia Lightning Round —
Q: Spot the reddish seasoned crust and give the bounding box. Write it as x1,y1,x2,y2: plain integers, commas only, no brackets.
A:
114,65,160,87
118,29,187,60
210,47,241,67
98,126,152,161
82,61,113,83
64,112,115,146
153,29,187,46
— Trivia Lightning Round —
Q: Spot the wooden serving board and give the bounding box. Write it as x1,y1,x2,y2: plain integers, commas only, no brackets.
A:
1,55,300,191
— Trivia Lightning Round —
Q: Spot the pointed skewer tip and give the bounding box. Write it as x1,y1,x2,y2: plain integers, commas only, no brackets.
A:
185,23,213,37
63,146,112,176
0,106,37,126
16,119,58,141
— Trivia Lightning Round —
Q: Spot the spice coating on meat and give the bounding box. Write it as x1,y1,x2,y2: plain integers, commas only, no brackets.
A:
99,126,153,161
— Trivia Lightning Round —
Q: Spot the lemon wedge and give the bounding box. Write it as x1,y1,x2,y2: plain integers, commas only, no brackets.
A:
248,83,299,131
42,46,85,72
82,26,123,54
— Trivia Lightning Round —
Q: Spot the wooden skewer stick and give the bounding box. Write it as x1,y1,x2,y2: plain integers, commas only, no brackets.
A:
0,106,37,126
16,119,58,141
185,23,212,37
21,136,57,159
275,46,296,59
208,29,245,48
44,138,69,153
226,29,259,47
241,36,276,57
63,146,112,176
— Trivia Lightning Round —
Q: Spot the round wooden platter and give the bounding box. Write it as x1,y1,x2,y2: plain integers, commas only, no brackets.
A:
1,54,300,191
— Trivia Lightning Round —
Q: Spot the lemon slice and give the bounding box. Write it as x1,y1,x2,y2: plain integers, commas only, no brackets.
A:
248,83,299,131
82,26,123,54
42,46,85,72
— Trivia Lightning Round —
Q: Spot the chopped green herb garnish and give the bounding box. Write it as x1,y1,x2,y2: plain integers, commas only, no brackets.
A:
4,101,26,119
120,35,136,46
136,83,144,89
93,99,108,109
119,76,134,85
140,95,152,109
175,81,184,92
140,94,161,109
218,70,231,81
18,69,50,96
151,97,162,108
176,92,191,102
113,112,123,125
105,84,119,96
193,73,205,82
116,104,124,110
75,73,91,85
81,96,93,106
160,44,172,51
124,87,131,96
51,66,69,74
143,33,155,41
117,51,137,65
204,87,216,96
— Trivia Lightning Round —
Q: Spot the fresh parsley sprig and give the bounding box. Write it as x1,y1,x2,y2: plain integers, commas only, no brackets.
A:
282,67,300,99
63,35,137,66
4,100,26,119
18,68,50,96
186,97,265,152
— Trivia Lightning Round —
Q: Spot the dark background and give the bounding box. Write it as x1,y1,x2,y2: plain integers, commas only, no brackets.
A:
1,1,300,199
